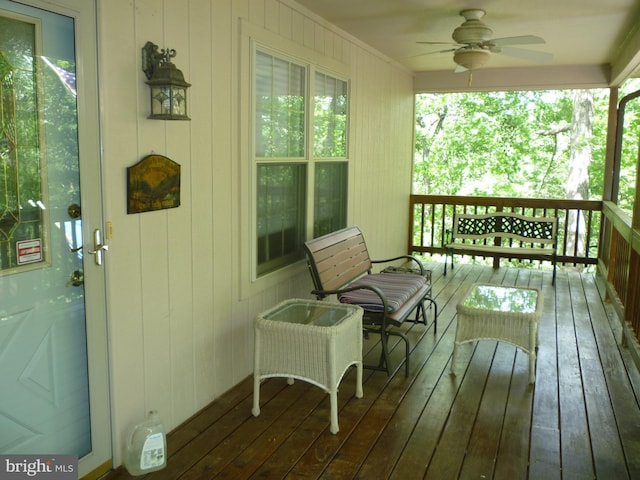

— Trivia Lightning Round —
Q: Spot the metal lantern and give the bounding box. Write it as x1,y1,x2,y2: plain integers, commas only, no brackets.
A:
142,42,191,120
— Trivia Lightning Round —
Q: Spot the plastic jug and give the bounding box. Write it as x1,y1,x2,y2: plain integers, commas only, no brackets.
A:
124,410,167,476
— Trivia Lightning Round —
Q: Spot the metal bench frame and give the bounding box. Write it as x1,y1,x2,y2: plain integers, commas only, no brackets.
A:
445,212,559,284
304,226,437,377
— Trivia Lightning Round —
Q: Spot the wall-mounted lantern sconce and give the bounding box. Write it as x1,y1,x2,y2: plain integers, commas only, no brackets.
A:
141,41,191,120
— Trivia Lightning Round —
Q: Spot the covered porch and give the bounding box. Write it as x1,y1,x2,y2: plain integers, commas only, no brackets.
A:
107,262,640,479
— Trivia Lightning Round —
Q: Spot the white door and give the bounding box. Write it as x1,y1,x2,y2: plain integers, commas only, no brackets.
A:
0,0,110,477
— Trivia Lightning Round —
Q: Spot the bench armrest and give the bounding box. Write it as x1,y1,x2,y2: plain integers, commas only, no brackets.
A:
311,284,388,312
371,255,424,275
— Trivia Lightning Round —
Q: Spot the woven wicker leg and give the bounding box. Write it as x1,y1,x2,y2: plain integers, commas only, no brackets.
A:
329,391,339,434
252,375,260,417
529,351,536,383
450,343,458,376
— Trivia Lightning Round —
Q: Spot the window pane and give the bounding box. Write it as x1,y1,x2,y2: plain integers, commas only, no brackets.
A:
257,164,306,275
255,51,305,158
314,73,348,158
314,162,347,237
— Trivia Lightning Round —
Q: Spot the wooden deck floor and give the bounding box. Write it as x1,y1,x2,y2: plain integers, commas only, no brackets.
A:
106,263,640,480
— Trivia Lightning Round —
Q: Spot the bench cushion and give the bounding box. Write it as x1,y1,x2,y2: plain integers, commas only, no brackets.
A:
338,273,425,313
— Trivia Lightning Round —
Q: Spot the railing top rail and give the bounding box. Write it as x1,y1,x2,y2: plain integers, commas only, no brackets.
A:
410,194,603,211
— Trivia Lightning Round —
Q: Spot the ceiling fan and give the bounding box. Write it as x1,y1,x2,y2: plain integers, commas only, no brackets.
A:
418,9,553,72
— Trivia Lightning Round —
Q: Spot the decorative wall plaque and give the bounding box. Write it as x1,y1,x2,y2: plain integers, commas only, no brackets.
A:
127,154,181,214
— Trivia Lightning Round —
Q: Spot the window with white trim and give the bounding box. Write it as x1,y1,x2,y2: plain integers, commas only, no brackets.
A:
254,49,349,276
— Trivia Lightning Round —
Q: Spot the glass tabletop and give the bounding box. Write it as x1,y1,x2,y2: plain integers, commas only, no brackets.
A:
263,301,354,326
462,285,539,314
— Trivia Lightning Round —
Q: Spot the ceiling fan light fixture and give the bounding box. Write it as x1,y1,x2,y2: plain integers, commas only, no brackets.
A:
453,48,491,70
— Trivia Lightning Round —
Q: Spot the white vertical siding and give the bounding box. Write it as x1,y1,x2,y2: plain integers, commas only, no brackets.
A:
189,0,216,410
98,0,413,464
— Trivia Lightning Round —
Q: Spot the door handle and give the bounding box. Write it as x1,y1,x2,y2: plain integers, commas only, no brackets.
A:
67,270,84,287
88,229,109,265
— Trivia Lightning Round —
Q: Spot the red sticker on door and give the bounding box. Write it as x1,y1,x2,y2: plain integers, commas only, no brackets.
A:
16,239,43,265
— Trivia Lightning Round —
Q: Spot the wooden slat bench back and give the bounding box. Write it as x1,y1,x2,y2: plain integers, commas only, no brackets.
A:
306,229,372,292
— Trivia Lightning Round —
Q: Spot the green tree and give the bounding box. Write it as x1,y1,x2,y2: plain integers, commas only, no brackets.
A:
566,89,594,260
414,86,640,216
414,89,610,201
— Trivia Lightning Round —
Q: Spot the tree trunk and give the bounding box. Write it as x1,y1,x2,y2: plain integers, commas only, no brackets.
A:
565,90,593,267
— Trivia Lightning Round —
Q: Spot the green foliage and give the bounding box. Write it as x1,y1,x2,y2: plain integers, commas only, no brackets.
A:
414,89,624,203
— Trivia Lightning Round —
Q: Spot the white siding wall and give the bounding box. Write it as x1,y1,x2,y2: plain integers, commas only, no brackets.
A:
98,0,413,463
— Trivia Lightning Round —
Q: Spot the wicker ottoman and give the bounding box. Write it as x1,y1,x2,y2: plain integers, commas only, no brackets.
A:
252,298,363,434
451,284,543,384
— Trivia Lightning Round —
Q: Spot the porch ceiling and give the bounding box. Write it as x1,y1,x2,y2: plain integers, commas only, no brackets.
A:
295,0,640,91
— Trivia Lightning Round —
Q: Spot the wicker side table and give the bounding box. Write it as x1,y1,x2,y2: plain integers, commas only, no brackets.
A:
451,284,543,384
252,298,363,434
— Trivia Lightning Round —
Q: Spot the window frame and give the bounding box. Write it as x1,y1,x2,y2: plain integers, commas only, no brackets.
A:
254,45,350,277
239,27,351,297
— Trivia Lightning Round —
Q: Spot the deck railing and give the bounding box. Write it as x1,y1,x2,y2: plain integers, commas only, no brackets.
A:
409,195,603,267
600,201,640,355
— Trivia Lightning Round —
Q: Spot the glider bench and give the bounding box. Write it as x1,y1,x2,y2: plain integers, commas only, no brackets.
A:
304,226,437,377
445,212,559,284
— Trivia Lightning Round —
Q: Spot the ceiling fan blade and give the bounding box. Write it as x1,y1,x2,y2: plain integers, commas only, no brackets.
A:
417,41,460,46
498,46,553,63
428,48,459,55
490,35,545,47
408,48,458,59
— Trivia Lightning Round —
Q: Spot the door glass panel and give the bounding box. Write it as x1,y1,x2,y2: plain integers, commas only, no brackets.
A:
0,3,91,458
0,13,48,273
